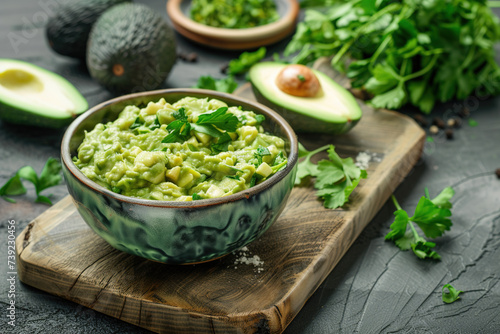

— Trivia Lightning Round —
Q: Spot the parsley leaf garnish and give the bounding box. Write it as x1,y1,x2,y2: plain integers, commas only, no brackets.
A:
193,75,238,93
295,143,367,209
129,117,143,130
254,145,271,165
228,47,266,75
192,193,203,200
0,158,62,205
149,115,161,130
196,107,238,132
385,187,455,260
161,107,239,145
442,284,463,304
210,132,232,154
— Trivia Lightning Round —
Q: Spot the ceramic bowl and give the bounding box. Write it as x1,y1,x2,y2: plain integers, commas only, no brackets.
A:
166,0,299,50
61,89,298,264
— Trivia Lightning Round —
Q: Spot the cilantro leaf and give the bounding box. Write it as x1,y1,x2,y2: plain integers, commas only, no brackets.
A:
385,187,455,260
385,209,410,241
314,160,345,189
228,47,266,75
0,158,62,205
295,144,367,209
410,197,452,239
412,236,441,260
173,107,188,121
0,173,26,202
37,158,63,194
254,145,271,165
430,186,455,209
162,119,191,143
192,193,203,201
394,231,414,251
196,107,238,132
442,284,463,304
211,132,232,154
129,117,143,129
193,75,238,93
148,116,160,130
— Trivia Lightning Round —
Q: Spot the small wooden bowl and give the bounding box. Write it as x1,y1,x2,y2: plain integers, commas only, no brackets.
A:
167,0,300,50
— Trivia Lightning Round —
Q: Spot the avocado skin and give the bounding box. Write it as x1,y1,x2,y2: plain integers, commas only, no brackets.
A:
46,0,131,59
251,86,360,135
86,3,177,95
0,102,76,129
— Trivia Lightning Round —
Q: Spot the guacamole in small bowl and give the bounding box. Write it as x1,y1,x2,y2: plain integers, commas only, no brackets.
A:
73,96,288,201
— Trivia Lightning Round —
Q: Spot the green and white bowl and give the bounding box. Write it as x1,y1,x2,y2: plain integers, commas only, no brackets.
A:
61,89,298,264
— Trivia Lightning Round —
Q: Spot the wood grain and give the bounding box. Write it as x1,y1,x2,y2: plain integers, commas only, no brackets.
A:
15,60,425,334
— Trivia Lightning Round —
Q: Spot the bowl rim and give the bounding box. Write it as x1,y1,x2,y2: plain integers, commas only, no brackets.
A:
61,88,298,209
166,0,300,41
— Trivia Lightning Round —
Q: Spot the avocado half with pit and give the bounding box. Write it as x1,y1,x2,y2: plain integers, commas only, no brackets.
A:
0,59,88,128
249,62,362,134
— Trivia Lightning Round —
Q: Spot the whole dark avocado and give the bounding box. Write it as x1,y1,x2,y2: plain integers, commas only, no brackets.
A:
45,0,131,59
86,3,177,94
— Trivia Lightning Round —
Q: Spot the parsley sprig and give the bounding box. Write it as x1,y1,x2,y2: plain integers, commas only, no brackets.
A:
192,75,238,93
385,187,455,260
0,158,62,205
161,107,238,146
295,143,367,209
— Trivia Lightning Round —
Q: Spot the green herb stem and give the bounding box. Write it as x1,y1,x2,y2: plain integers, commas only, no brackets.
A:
402,54,440,82
391,194,403,211
332,2,402,66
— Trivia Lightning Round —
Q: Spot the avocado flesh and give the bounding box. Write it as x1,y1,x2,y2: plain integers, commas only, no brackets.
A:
0,59,88,128
250,62,362,134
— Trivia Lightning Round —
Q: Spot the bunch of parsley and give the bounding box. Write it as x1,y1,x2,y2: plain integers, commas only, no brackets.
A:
285,0,500,113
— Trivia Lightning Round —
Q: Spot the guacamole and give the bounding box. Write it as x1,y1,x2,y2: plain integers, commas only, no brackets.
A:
73,97,288,201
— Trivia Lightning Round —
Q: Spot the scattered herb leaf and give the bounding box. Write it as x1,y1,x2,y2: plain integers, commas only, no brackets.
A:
228,47,267,75
0,158,62,204
468,119,478,127
442,284,463,304
192,193,203,200
385,187,455,260
295,143,367,209
193,75,238,93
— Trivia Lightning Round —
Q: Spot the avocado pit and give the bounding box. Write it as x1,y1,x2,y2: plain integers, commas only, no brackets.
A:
275,64,321,97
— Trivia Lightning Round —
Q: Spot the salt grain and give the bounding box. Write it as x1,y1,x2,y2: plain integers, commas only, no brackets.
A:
355,151,382,170
232,246,265,273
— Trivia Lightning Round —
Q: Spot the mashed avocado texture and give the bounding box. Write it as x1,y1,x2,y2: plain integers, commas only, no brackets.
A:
74,97,287,201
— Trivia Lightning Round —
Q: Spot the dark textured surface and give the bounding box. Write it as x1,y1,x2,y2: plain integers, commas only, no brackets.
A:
1,1,499,333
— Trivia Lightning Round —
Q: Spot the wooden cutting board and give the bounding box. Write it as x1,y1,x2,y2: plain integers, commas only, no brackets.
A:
15,59,425,334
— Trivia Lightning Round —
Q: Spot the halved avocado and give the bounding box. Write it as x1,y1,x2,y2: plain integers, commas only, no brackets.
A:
249,62,362,134
0,59,88,129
